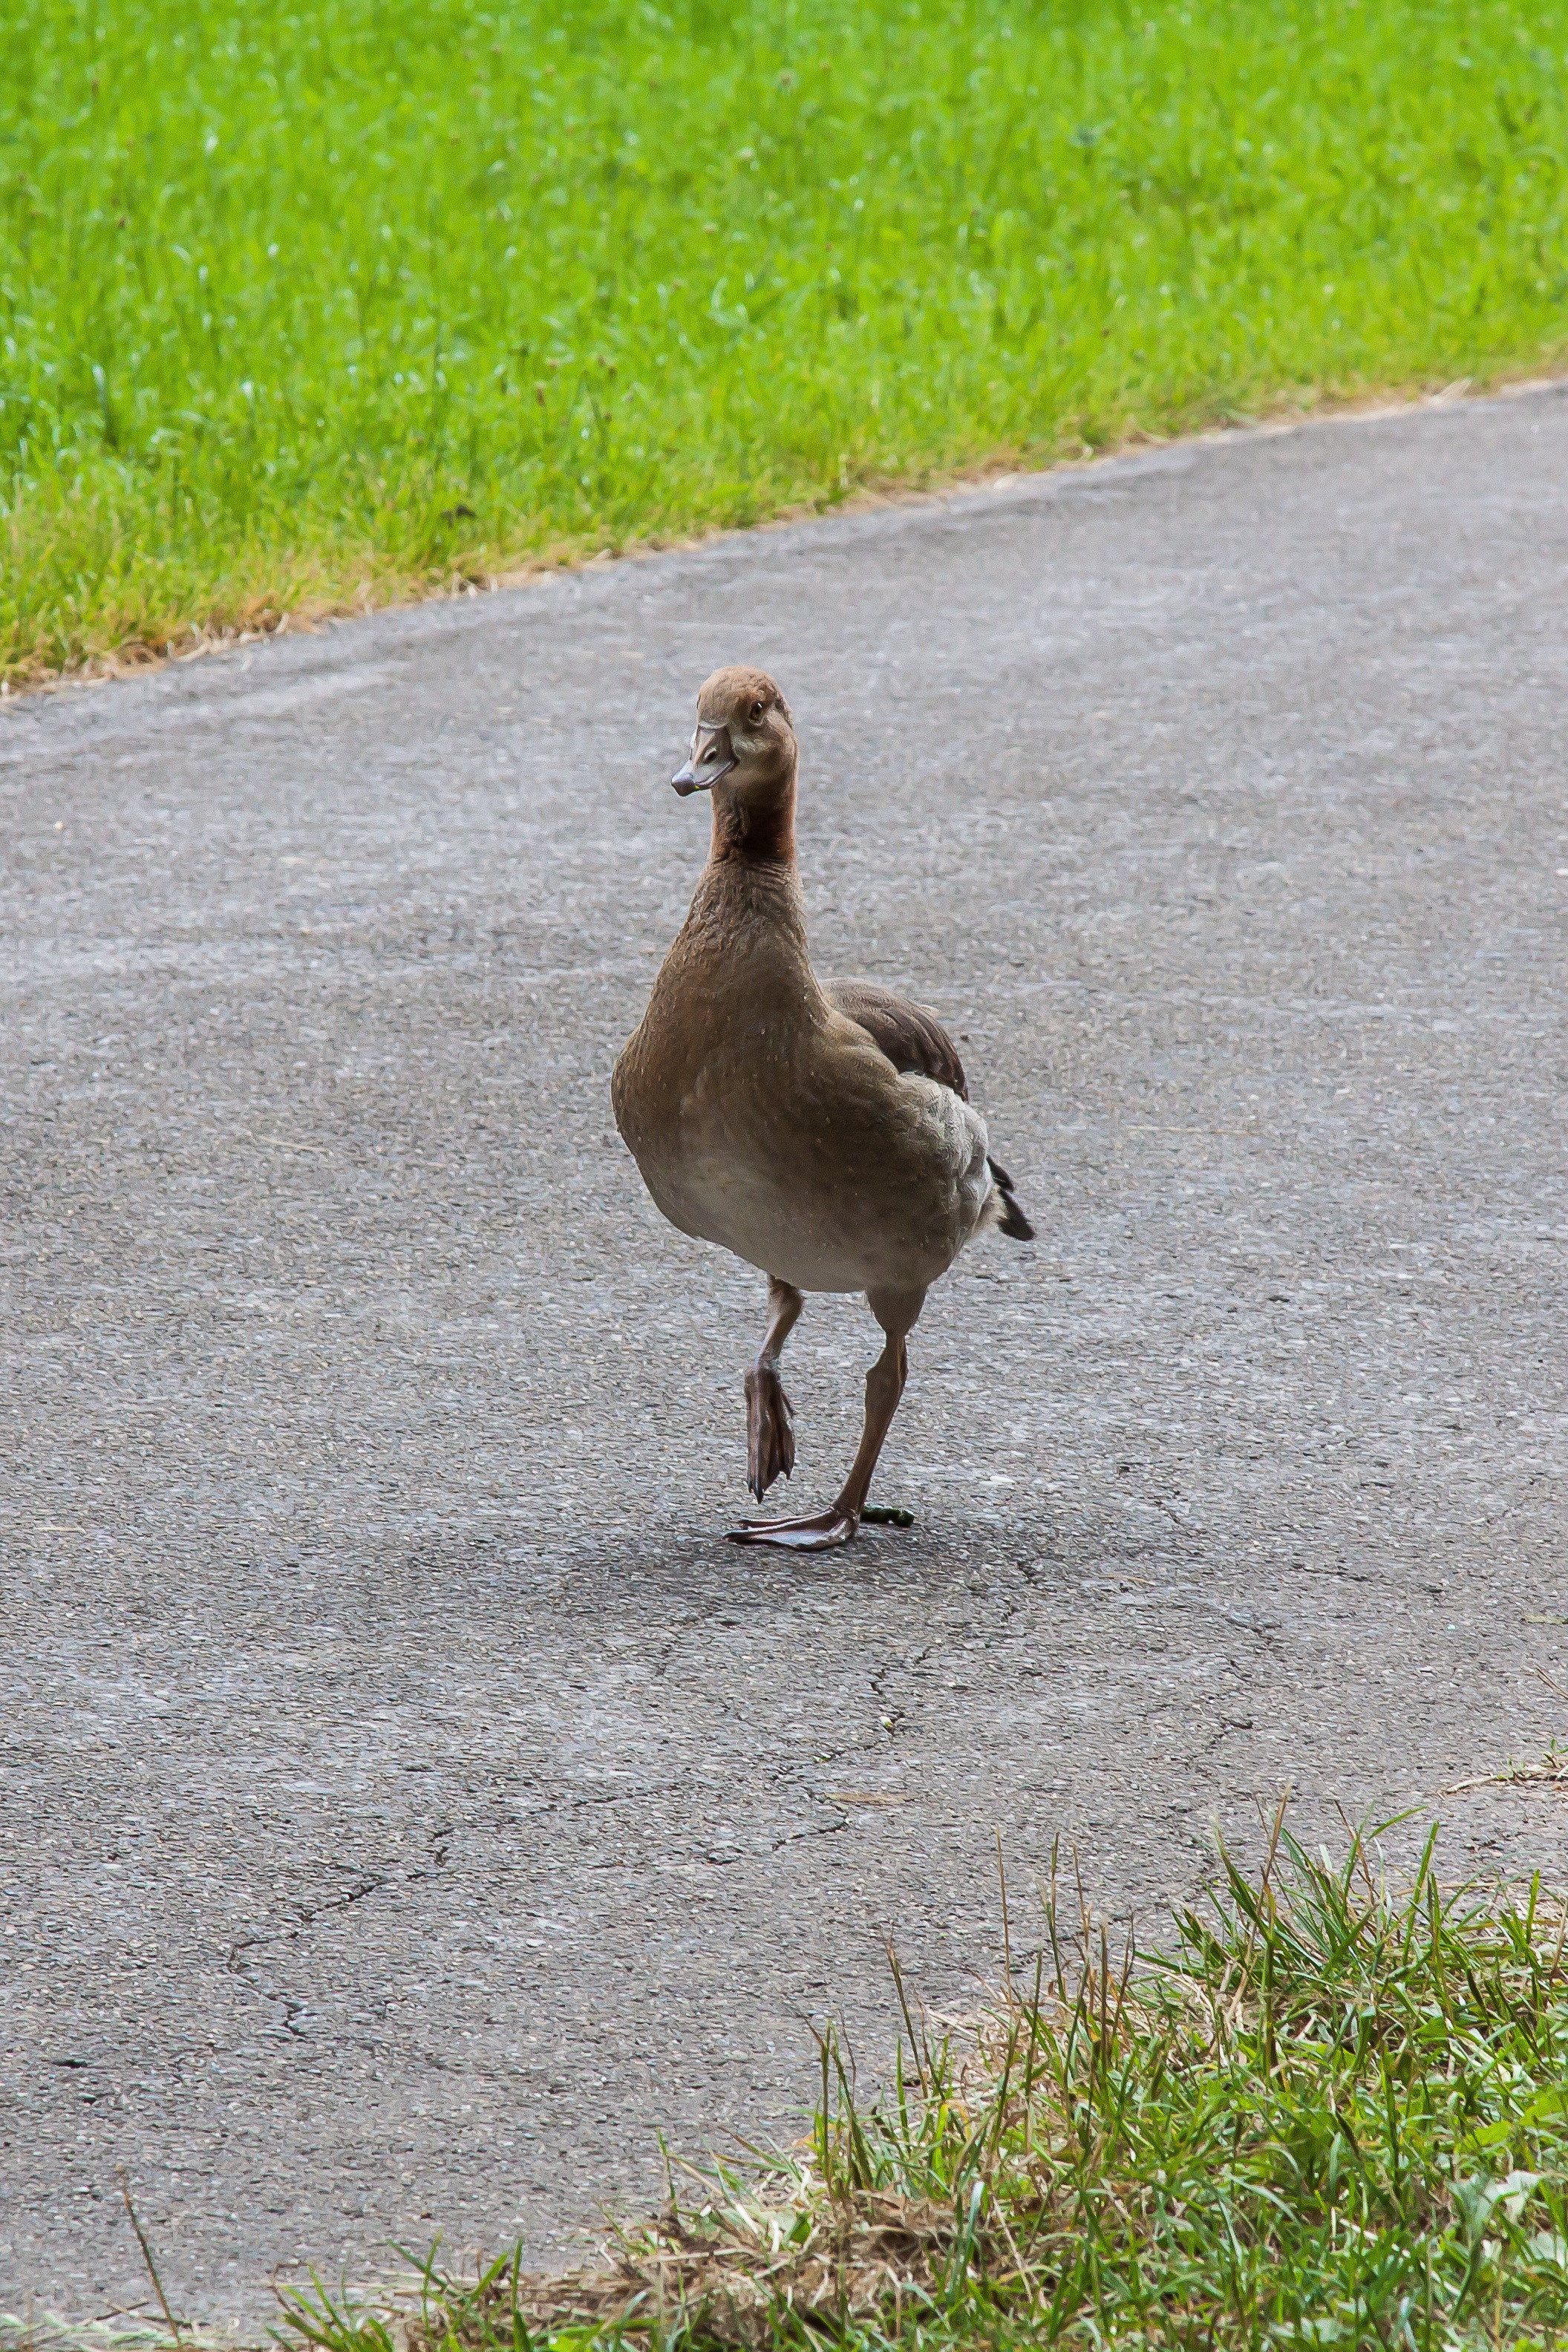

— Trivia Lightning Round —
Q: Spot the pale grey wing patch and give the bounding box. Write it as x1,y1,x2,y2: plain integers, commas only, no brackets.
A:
823,978,970,1101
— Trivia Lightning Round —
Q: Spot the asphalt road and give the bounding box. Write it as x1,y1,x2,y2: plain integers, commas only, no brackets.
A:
4,388,1567,2332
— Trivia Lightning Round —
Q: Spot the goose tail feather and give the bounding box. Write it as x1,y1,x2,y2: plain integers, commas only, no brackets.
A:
987,1156,1036,1243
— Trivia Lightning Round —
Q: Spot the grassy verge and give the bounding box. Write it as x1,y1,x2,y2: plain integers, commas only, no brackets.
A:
5,0,1568,687
273,1820,1568,2352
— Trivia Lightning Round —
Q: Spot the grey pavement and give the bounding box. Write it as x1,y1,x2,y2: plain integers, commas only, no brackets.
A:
3,387,1567,2330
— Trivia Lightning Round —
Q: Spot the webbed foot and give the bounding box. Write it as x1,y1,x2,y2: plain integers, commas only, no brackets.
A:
745,1365,796,1501
726,1506,859,1551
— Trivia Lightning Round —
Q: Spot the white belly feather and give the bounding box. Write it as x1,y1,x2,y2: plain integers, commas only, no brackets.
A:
647,1069,993,1295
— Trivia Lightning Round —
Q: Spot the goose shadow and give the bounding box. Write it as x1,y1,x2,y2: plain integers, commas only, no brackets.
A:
345,1484,1206,1638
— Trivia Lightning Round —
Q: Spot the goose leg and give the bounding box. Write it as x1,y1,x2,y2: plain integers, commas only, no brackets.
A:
745,1277,804,1501
728,1285,925,1550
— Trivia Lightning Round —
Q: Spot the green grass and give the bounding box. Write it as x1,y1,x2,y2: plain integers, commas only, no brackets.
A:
5,0,1568,685
275,1819,1568,2352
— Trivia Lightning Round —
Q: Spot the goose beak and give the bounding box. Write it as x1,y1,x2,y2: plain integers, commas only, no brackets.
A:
671,721,737,796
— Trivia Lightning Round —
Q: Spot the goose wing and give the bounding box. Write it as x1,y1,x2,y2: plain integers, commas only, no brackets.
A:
824,978,969,1100
826,978,1034,1241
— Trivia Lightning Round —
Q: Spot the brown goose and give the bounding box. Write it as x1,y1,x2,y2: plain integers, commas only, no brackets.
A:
612,665,1033,1550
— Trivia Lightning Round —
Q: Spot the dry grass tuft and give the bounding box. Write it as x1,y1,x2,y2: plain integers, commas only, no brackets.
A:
442,2188,962,2351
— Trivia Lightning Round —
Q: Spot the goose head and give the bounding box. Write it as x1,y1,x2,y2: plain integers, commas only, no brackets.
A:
672,667,796,814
